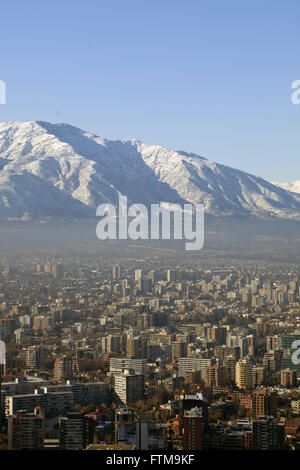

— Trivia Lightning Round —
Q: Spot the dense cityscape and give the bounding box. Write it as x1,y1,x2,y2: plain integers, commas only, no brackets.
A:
0,250,300,451
0,0,299,461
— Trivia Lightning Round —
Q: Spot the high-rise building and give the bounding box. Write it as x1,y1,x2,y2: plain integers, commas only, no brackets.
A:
280,369,297,387
102,335,121,355
114,407,136,446
54,356,76,382
59,413,95,450
252,389,277,418
44,264,52,273
136,278,152,294
110,358,147,375
134,269,143,282
120,279,130,296
207,326,227,346
252,366,266,387
52,263,64,279
183,407,203,450
266,335,281,351
26,346,43,370
149,270,158,283
127,337,148,359
137,313,151,331
224,356,236,383
167,269,177,282
235,359,253,389
113,265,121,280
252,416,285,450
207,365,227,388
136,419,167,450
8,407,45,450
171,340,187,361
36,264,44,273
263,350,282,373
114,370,144,405
179,393,208,432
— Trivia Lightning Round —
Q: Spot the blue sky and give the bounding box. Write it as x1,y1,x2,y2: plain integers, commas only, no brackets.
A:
0,0,299,182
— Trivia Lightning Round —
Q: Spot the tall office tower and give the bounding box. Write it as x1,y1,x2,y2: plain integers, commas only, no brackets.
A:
180,393,209,432
149,270,158,283
238,336,250,358
120,279,130,296
135,420,149,450
207,326,227,346
137,278,152,294
8,407,45,450
36,264,44,273
252,416,285,450
114,407,136,446
127,336,148,359
137,313,151,331
207,365,227,388
15,328,26,345
136,419,167,450
280,368,297,387
112,264,121,280
183,408,203,450
26,345,43,370
247,334,256,356
235,358,253,389
108,334,121,354
59,413,95,450
52,263,64,279
44,264,52,273
114,370,144,405
252,366,266,387
54,356,75,382
134,269,143,282
263,350,282,372
224,356,236,383
167,269,177,282
102,334,121,355
252,389,277,418
171,340,187,361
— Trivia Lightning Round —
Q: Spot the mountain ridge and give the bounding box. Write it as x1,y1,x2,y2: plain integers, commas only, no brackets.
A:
273,180,300,195
0,120,299,221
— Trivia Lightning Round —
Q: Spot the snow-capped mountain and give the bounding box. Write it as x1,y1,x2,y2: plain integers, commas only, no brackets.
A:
0,120,299,220
272,180,300,195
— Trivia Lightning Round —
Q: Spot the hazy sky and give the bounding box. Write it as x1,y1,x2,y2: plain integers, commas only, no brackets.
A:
0,0,299,182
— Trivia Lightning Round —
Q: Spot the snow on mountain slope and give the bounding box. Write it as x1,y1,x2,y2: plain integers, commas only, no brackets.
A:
0,120,299,220
0,121,182,218
134,142,300,218
273,180,300,195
